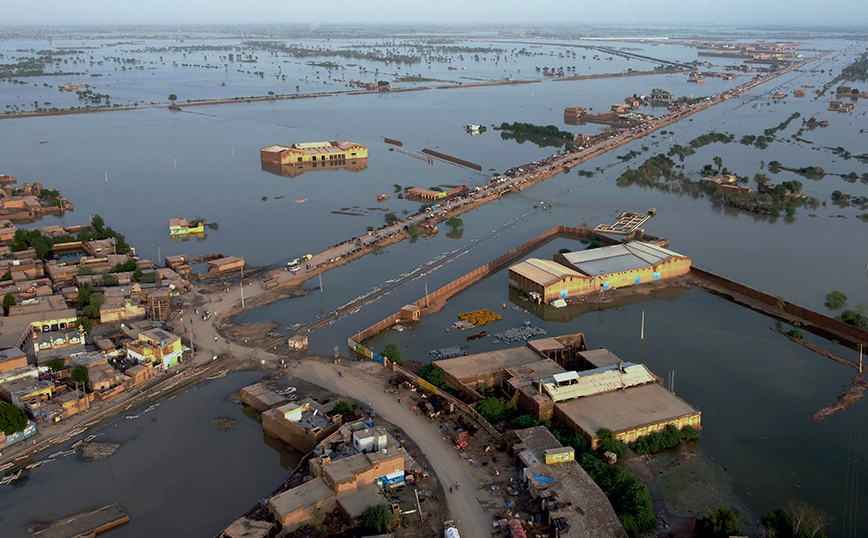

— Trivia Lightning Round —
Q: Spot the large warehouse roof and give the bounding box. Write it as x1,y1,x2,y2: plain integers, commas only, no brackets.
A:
559,242,685,276
555,383,700,437
510,258,582,286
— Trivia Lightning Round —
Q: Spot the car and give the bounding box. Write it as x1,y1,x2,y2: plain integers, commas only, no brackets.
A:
289,265,301,273
287,258,299,267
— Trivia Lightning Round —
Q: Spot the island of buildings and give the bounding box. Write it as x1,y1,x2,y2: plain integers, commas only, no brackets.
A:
260,140,369,177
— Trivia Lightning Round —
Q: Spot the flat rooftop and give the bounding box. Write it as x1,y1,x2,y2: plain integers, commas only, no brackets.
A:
337,483,384,520
556,383,700,437
32,503,129,538
577,348,624,369
269,477,334,520
513,426,564,462
434,345,542,380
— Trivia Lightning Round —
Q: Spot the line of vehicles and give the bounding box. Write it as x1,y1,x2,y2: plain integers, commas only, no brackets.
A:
286,254,313,272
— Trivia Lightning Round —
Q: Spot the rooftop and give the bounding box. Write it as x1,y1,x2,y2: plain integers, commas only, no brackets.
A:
269,477,334,520
510,258,582,286
558,242,685,276
542,363,657,402
513,426,565,462
434,345,542,380
556,383,700,437
577,348,624,369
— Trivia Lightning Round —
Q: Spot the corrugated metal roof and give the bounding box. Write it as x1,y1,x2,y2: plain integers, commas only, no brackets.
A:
560,242,684,276
542,363,657,402
510,258,581,286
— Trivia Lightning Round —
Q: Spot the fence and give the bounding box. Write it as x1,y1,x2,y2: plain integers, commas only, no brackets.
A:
691,267,868,345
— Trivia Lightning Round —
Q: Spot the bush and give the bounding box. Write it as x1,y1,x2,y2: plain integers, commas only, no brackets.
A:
837,309,868,330
787,329,804,339
381,343,403,365
512,414,541,429
419,364,445,388
628,424,701,455
696,507,740,538
580,452,657,533
476,397,510,423
333,400,354,415
363,503,394,534
46,358,66,372
596,428,626,457
825,290,847,310
0,402,28,435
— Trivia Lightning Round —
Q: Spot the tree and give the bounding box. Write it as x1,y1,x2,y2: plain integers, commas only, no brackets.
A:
333,400,354,415
789,500,830,538
762,508,793,538
168,93,178,103
0,402,28,435
407,223,419,236
70,365,89,387
363,503,394,534
825,290,847,310
76,316,94,336
3,292,15,316
476,397,509,423
713,155,723,174
696,507,740,538
755,173,771,186
419,364,445,388
384,212,398,224
596,428,627,457
512,414,541,429
446,217,464,230
46,358,66,372
382,343,402,365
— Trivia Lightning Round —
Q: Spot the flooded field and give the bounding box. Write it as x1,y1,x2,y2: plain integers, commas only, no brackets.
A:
2,29,867,536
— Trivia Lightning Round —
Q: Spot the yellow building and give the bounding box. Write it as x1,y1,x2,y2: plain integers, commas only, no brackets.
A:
260,141,368,166
125,329,183,372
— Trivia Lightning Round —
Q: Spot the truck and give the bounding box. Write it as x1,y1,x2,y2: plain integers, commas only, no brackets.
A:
262,276,278,290
444,520,460,538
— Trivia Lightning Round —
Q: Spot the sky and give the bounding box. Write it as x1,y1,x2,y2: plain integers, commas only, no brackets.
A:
4,0,868,28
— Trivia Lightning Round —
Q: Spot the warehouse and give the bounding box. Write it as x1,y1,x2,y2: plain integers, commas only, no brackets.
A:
507,258,585,303
553,242,691,292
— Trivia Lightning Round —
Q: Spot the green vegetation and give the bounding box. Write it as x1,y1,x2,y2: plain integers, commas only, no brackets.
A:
363,503,395,534
580,452,657,533
596,428,627,457
3,292,15,316
78,267,94,276
306,61,342,68
500,121,574,141
0,272,10,282
667,132,734,160
445,217,464,230
837,308,868,330
70,364,89,387
696,507,740,538
393,75,448,83
764,112,801,137
0,402,28,435
168,93,177,103
475,397,512,423
840,51,868,82
384,212,398,224
102,274,119,287
333,400,354,415
76,214,131,254
11,229,54,259
787,329,804,339
46,358,66,372
627,424,700,455
76,316,94,336
762,502,831,538
77,284,104,319
512,414,541,429
112,259,137,273
407,224,419,236
419,364,445,388
825,290,847,310
381,343,403,365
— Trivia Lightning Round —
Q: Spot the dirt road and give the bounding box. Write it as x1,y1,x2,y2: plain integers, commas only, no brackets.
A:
297,359,497,538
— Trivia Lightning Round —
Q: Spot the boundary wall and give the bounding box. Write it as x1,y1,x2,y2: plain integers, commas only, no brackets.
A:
691,267,868,346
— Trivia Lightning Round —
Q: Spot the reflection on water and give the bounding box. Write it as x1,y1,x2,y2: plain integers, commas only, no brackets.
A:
170,231,207,243
260,158,368,178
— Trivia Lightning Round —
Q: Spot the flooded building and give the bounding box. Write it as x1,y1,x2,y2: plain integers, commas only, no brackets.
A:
260,141,368,166
510,242,690,303
124,328,183,372
261,398,340,453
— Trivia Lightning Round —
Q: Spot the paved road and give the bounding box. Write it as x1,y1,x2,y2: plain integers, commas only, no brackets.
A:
298,359,497,538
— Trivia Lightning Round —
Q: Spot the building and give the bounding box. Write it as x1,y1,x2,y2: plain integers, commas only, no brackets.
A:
555,382,701,448
260,141,368,166
829,101,855,112
267,418,412,533
241,382,288,411
168,218,204,236
508,259,585,303
261,398,340,453
124,329,183,372
511,426,624,538
207,256,244,274
563,107,587,120
0,348,28,373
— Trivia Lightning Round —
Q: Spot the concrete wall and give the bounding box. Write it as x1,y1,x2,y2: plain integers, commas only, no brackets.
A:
553,405,702,449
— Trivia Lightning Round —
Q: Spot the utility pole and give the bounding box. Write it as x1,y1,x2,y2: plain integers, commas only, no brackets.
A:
425,283,429,308
240,263,245,308
157,245,161,265
860,344,863,373
640,311,645,341
319,271,323,294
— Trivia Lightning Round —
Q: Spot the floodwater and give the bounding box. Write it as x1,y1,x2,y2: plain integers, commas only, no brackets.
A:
2,33,868,535
0,371,295,537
